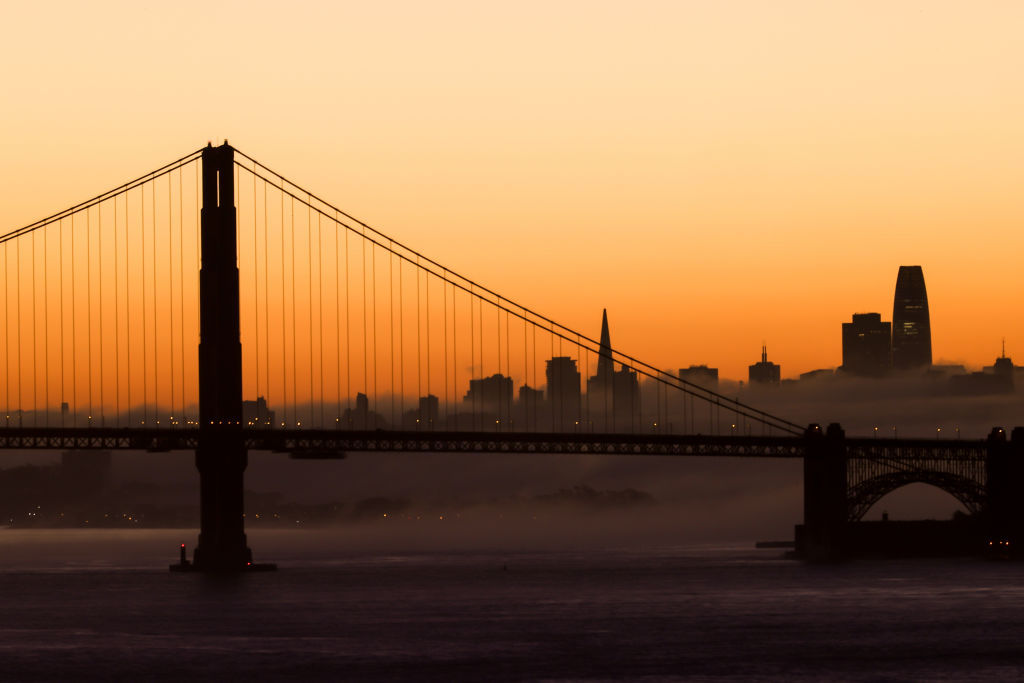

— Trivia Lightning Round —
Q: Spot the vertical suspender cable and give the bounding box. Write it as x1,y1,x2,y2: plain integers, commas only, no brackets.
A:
415,257,420,416
523,311,528,430
86,207,92,424
98,201,104,424
371,241,378,417
397,249,401,419
291,196,297,424
16,233,23,426
3,242,8,426
140,187,146,424
31,230,37,427
443,274,448,427
115,192,120,425
318,212,325,428
344,222,350,423
333,209,340,424
479,298,485,426
532,323,537,429
152,179,158,421
389,246,395,425
364,229,372,419
166,173,173,423
468,285,473,428
549,324,555,431
43,219,48,426
98,202,104,424
263,179,270,425
280,183,287,426
454,274,458,423
308,195,314,425
253,169,260,419
425,267,430,419
179,167,186,424
505,308,511,427
68,214,73,423
582,333,588,432
397,248,403,420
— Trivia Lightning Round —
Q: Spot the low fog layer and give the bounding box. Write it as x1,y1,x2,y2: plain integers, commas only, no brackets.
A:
734,374,1024,438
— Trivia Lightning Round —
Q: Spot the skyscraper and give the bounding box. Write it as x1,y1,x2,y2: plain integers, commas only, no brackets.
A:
586,310,640,431
892,265,932,370
595,308,614,382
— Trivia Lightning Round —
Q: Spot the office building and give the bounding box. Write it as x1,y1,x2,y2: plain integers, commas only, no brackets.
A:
546,356,581,429
748,345,781,384
842,313,891,377
678,365,719,388
892,265,932,370
464,374,514,421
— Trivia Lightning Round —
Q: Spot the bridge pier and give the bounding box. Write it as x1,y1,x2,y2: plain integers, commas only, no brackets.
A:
985,427,1024,557
796,423,848,562
186,143,263,572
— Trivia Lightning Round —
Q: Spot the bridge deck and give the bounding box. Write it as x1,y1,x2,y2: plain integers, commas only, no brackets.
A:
0,428,988,460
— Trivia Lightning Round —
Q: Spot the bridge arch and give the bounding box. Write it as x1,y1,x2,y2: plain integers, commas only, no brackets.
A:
847,471,985,522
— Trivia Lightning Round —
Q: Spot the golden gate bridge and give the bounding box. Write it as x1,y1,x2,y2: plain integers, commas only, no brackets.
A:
1,144,1020,569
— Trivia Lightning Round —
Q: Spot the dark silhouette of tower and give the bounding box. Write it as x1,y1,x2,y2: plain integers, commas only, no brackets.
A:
842,313,891,377
193,143,254,571
892,265,932,370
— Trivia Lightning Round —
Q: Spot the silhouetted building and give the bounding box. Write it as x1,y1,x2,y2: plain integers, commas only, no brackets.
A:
678,365,719,388
546,356,581,430
516,385,544,429
799,368,833,382
341,392,387,429
950,367,1013,395
928,364,967,377
892,265,932,370
464,374,513,422
242,396,275,427
748,345,780,385
955,345,1019,395
586,310,640,431
609,366,640,431
401,394,440,429
842,313,891,377
418,395,439,423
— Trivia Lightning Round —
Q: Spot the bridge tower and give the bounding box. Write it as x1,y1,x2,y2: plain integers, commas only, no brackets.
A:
192,143,253,571
985,427,1024,554
798,423,848,561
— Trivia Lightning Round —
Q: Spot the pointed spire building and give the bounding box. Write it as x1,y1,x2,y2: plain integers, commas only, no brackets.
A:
595,308,614,381
586,310,640,431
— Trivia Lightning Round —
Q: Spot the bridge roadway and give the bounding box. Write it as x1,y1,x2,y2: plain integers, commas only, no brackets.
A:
0,427,988,461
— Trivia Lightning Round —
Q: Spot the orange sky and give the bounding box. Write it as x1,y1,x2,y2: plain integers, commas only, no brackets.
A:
2,0,1022,382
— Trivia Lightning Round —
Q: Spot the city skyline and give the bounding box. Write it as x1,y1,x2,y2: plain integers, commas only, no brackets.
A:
1,2,1021,381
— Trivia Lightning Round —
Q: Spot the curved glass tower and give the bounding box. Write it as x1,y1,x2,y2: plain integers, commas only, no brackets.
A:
892,265,932,370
